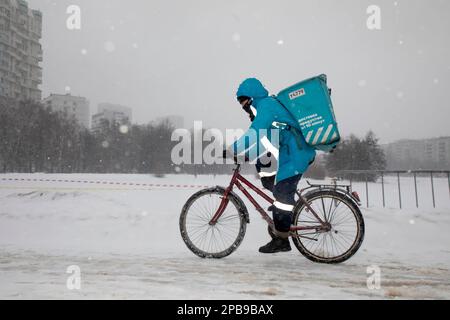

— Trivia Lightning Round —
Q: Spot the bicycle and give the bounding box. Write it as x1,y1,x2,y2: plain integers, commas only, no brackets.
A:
180,163,365,264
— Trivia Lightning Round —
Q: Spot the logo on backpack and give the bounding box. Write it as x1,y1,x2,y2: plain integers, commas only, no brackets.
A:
288,88,306,100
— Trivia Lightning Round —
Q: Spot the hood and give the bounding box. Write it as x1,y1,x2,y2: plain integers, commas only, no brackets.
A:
236,78,269,107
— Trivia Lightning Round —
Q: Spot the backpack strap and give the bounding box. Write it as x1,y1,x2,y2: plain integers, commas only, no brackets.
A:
272,95,303,151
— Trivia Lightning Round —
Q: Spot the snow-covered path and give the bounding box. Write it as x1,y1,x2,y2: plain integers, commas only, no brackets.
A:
2,248,450,300
0,174,449,299
1,248,449,300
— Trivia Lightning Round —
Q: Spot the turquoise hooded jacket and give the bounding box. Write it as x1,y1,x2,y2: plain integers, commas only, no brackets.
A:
232,78,316,183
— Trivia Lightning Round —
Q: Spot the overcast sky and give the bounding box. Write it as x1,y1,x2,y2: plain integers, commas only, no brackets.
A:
27,0,450,143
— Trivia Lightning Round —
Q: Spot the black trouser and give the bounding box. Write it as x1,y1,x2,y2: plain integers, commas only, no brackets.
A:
261,175,275,191
271,175,302,233
256,155,302,233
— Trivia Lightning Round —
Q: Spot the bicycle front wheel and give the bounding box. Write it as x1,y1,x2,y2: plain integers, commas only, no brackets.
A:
180,188,247,259
292,190,365,264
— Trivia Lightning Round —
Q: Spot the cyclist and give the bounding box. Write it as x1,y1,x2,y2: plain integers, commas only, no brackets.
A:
240,95,277,194
224,78,316,254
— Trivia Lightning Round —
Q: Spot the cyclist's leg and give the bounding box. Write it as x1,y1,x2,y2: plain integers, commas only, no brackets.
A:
259,174,301,253
272,174,302,236
260,175,275,191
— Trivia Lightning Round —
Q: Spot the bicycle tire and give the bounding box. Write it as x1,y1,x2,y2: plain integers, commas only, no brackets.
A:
180,187,248,259
291,190,365,264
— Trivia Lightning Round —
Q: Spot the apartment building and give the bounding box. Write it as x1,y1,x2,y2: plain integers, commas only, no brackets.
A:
91,103,132,132
383,137,450,169
0,0,42,101
43,93,90,128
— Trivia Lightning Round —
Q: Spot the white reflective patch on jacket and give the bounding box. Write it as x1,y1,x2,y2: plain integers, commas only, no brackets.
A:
260,136,279,160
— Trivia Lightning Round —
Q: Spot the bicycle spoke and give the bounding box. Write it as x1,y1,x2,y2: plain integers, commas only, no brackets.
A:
216,226,236,245
328,200,342,224
192,202,211,222
332,212,356,226
327,196,334,222
215,227,230,252
182,190,245,255
320,196,327,222
330,231,351,252
295,193,361,260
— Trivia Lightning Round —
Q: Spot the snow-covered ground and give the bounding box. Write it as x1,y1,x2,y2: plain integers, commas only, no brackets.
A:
0,173,449,299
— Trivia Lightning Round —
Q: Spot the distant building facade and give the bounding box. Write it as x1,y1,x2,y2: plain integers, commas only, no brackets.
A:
153,115,184,128
91,103,132,132
0,0,43,101
382,137,450,170
43,93,90,128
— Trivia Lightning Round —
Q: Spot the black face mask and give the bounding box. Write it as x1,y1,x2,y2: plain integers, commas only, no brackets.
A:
242,100,255,122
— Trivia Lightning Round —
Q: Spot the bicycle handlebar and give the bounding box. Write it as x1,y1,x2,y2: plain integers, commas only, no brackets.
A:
217,157,241,167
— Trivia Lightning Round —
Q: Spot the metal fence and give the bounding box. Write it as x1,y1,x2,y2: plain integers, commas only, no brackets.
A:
335,170,450,209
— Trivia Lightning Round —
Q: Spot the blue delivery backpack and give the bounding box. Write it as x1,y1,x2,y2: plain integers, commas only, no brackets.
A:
276,74,341,152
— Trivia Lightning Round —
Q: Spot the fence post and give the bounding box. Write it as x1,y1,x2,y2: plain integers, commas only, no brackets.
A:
447,171,450,199
365,174,369,208
397,172,402,209
414,172,418,208
431,171,436,208
381,172,385,208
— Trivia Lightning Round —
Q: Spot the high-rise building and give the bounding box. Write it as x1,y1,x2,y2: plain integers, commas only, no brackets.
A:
43,93,90,128
91,103,132,132
0,0,43,101
382,137,450,170
98,103,132,122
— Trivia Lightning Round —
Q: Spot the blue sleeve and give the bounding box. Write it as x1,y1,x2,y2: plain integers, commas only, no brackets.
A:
232,104,275,162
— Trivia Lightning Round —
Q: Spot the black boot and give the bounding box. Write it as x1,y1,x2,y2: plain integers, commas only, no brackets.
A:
259,237,291,254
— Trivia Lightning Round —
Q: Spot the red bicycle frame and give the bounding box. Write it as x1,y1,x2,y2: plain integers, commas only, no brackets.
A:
209,164,328,233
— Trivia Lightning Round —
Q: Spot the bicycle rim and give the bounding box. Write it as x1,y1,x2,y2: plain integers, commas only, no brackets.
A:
293,192,364,263
181,190,245,258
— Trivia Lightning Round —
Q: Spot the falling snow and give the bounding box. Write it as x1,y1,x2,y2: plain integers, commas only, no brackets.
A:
358,80,367,87
231,33,241,42
104,41,116,53
119,125,129,134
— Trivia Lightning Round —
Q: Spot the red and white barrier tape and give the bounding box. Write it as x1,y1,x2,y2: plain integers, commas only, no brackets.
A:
0,177,211,189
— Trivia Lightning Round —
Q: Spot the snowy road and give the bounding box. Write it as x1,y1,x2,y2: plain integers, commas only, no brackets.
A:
1,174,449,299
1,249,449,300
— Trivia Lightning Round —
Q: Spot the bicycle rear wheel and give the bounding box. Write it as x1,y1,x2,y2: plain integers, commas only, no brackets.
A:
180,187,247,258
292,190,365,264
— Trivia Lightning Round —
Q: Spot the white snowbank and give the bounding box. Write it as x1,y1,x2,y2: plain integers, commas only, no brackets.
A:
0,173,449,299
